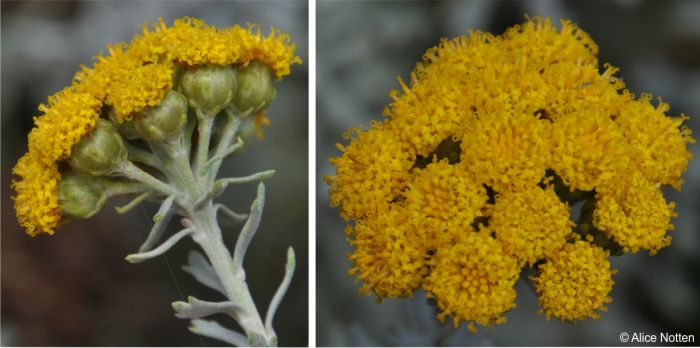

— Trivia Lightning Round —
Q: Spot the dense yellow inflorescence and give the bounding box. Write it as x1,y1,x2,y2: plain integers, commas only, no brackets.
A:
12,154,62,236
347,206,428,298
404,161,488,249
550,110,627,191
13,17,301,236
425,232,520,333
533,241,615,321
330,124,415,221
490,186,573,267
326,17,694,331
593,171,676,254
458,112,551,193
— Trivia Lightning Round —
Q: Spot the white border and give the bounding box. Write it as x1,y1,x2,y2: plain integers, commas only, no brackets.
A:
308,0,317,346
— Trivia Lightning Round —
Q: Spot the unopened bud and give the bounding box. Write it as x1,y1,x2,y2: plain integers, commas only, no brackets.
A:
134,90,188,143
58,172,109,219
232,61,277,115
69,119,127,176
181,64,236,116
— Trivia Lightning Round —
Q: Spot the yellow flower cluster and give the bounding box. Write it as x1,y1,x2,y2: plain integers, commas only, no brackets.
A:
13,17,301,236
326,17,693,330
347,206,427,298
489,186,573,267
533,241,615,321
404,161,488,249
594,171,675,254
424,232,520,333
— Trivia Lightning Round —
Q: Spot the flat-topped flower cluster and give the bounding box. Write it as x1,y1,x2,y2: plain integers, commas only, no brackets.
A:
326,17,694,332
13,17,301,236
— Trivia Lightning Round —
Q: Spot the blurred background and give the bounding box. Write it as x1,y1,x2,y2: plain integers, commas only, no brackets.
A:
1,1,307,346
317,0,700,346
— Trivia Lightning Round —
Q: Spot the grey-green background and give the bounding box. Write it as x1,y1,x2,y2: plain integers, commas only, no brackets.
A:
317,0,700,346
1,1,308,346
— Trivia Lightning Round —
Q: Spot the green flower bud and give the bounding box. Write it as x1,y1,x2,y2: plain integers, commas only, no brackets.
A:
58,172,109,219
134,90,188,143
181,64,236,116
232,61,277,115
108,108,141,140
69,119,127,176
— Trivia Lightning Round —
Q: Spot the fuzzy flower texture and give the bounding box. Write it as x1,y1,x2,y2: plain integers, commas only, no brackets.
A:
12,17,301,236
326,18,694,332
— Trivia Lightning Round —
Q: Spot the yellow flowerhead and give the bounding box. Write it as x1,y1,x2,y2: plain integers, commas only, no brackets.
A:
534,241,615,321
458,112,551,193
593,171,675,255
12,153,62,236
27,88,103,165
404,161,488,249
550,110,627,191
490,186,573,266
347,206,428,298
327,124,415,221
615,96,695,189
425,232,520,332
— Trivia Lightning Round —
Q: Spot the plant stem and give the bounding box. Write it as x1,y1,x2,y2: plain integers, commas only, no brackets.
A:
208,109,242,185
121,104,287,346
125,142,164,171
194,112,215,185
188,202,272,346
121,161,177,196
153,128,274,346
107,180,150,196
158,140,202,202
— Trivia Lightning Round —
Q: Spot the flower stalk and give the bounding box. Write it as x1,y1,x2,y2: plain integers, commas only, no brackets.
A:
112,63,294,346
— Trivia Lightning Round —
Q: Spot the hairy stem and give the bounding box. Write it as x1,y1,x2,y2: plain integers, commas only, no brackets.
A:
157,140,202,203
194,112,215,185
121,161,177,196
208,109,242,185
188,203,272,346
125,142,164,171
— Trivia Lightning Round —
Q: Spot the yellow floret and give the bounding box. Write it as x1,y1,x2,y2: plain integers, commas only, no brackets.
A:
404,161,488,248
593,171,675,254
347,207,428,298
534,240,615,321
425,232,520,332
490,186,573,266
12,153,62,236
